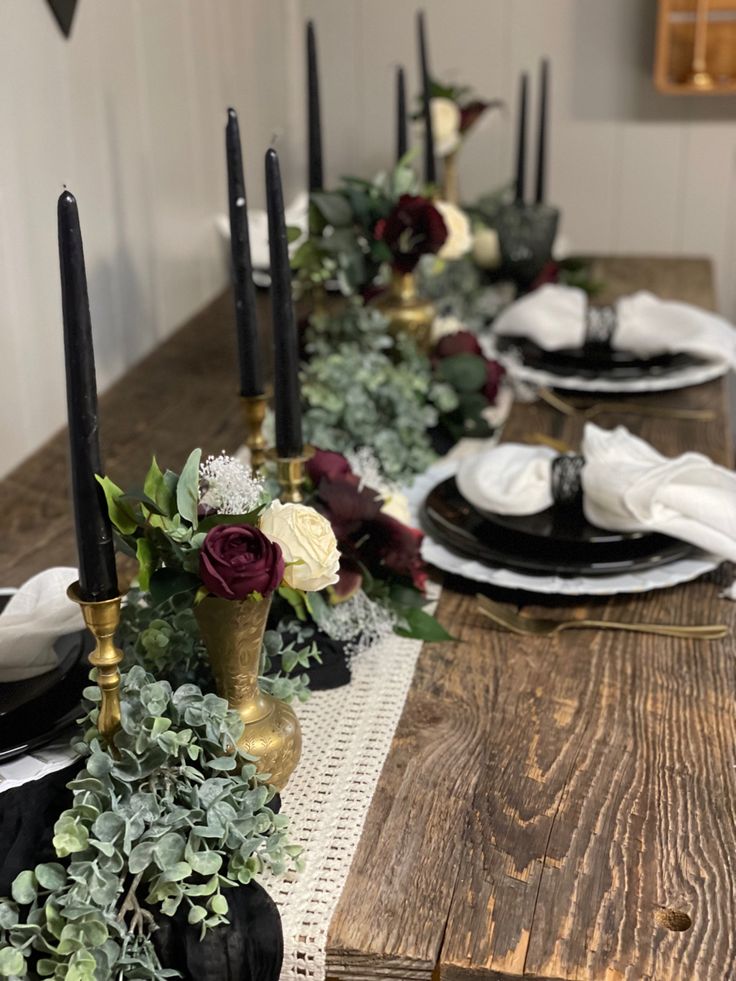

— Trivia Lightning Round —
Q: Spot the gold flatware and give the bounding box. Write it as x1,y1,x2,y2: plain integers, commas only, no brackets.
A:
476,594,728,640
538,387,716,423
529,432,574,454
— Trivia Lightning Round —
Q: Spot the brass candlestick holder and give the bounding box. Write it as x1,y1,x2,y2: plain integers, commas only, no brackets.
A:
241,392,269,472
67,582,123,745
685,0,715,89
269,445,315,503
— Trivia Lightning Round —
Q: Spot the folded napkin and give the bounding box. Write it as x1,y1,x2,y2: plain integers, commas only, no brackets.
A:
0,568,84,682
493,284,736,368
216,190,309,271
456,423,736,564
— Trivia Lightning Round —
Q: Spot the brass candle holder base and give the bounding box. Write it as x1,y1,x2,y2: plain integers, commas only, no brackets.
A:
268,445,315,503
684,69,715,89
241,392,269,472
67,582,123,745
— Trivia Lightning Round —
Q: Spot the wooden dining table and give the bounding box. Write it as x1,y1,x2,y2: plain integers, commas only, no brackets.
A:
1,256,734,980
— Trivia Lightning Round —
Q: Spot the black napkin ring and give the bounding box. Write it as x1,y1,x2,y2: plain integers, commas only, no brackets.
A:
551,454,585,506
585,304,617,345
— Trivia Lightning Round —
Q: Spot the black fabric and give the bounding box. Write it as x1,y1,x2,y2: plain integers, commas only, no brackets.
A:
274,629,351,690
0,764,283,981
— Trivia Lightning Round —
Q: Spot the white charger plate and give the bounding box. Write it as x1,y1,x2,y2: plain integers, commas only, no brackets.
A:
407,460,720,596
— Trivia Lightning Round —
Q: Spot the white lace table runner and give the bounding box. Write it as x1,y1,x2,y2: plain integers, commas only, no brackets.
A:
264,585,438,981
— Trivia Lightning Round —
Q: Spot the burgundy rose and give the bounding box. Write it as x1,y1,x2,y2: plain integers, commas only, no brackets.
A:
374,194,448,273
482,359,505,404
315,477,382,540
307,449,354,486
434,330,482,359
362,514,427,592
199,523,284,600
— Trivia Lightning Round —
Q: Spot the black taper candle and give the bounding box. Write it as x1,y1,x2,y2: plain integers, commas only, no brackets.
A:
226,108,263,397
396,66,408,162
514,72,529,204
535,59,549,205
417,11,436,185
306,20,323,193
266,149,303,458
58,190,118,602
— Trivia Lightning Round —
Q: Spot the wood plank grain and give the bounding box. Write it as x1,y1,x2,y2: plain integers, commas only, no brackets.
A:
435,256,736,980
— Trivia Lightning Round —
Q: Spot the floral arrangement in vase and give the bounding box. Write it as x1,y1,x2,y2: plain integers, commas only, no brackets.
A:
98,449,341,790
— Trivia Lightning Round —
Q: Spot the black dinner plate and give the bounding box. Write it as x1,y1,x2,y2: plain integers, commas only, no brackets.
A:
0,628,91,763
421,477,694,577
495,335,703,381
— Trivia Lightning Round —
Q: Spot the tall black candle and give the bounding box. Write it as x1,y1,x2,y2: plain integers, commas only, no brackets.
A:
535,59,549,205
226,108,263,397
306,20,323,193
514,72,529,204
396,66,408,162
58,191,118,602
266,149,303,458
417,11,436,185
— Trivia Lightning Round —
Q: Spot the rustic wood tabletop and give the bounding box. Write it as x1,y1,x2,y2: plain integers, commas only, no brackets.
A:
1,256,734,981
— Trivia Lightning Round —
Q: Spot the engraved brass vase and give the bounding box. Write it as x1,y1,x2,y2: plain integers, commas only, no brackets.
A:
371,270,435,353
194,595,301,791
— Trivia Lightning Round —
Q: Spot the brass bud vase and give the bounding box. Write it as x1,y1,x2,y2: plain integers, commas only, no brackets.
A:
371,269,435,353
194,595,301,791
441,149,460,205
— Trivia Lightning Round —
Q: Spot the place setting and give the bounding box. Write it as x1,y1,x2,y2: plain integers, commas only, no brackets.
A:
488,282,735,394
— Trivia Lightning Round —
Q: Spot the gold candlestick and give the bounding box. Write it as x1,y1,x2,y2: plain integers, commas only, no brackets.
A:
270,445,315,503
241,393,269,472
67,582,123,745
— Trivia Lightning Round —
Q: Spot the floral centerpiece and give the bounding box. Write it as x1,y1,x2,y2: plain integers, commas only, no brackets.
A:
98,450,340,790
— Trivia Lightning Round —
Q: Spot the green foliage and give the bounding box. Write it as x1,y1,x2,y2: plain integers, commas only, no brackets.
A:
292,158,420,296
0,667,301,979
98,453,264,605
301,299,453,483
118,589,319,705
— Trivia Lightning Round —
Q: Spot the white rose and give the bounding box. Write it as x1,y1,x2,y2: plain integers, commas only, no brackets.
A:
472,226,501,270
430,314,465,344
430,97,461,158
259,501,340,592
435,201,472,261
380,490,413,527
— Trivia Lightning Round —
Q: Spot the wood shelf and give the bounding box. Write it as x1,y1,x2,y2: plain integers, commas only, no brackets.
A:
655,0,736,94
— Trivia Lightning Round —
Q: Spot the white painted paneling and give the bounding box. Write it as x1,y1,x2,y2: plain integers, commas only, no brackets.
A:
2,0,736,481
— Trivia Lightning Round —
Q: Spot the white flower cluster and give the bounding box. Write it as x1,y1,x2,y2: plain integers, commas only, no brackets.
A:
319,590,397,660
199,452,265,515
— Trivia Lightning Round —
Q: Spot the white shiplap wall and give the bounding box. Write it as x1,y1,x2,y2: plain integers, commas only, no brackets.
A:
2,0,736,480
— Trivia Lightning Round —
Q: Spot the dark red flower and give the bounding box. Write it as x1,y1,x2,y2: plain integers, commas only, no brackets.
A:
482,359,505,404
199,524,284,600
307,448,354,486
374,194,448,273
531,260,559,290
315,477,382,541
459,99,489,133
434,330,482,359
362,514,427,592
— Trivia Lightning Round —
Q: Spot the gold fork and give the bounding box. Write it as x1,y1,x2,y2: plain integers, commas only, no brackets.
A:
538,387,716,423
476,594,728,640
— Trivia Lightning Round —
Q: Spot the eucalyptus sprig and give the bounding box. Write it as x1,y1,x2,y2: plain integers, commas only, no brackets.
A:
0,667,302,980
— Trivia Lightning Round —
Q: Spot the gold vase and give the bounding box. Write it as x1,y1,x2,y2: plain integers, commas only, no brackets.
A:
441,149,460,205
372,269,435,353
194,595,301,791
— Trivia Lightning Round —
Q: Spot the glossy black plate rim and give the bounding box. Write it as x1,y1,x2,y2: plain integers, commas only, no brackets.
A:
496,335,703,380
421,479,695,577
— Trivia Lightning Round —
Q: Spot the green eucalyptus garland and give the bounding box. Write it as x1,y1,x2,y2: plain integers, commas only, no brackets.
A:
0,666,302,980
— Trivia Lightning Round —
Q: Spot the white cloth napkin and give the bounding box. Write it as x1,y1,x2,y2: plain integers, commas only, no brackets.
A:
456,423,736,564
215,190,309,271
493,284,736,368
0,568,84,682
